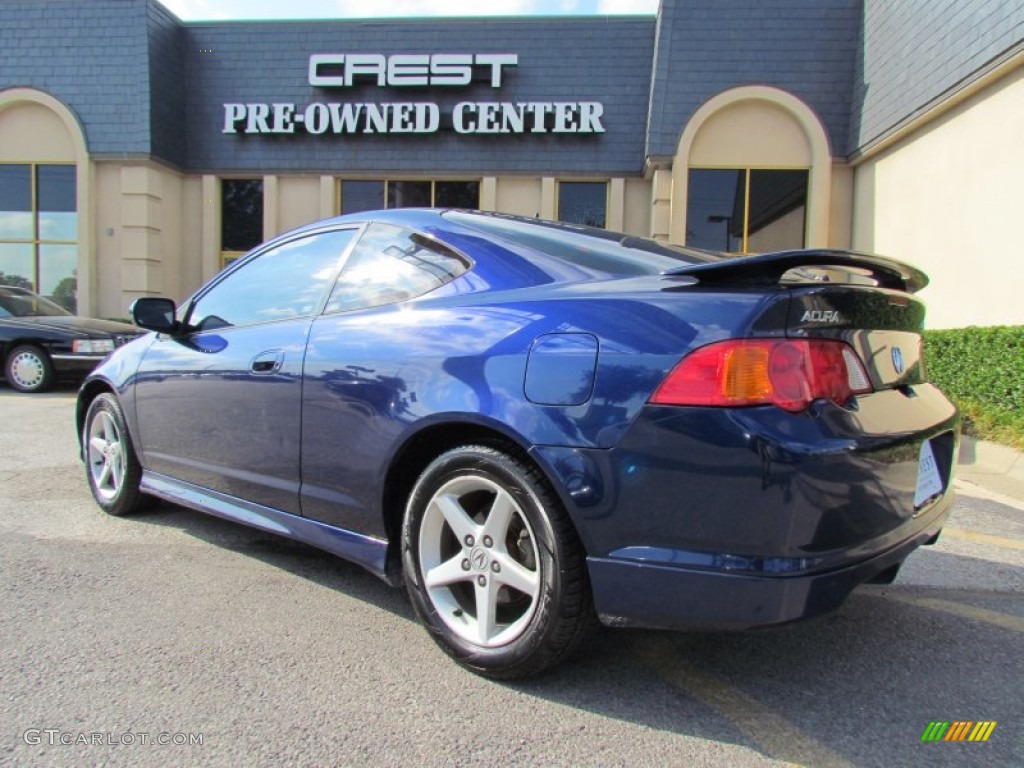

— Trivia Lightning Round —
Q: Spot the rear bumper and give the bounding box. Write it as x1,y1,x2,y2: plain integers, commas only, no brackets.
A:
532,383,960,630
587,491,951,630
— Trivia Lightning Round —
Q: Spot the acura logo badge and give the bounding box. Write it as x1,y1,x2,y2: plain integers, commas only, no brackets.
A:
471,547,488,571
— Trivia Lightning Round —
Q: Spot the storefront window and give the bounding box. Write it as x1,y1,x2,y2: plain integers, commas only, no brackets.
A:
0,163,78,312
221,178,264,265
433,181,480,209
0,165,33,240
341,181,385,214
557,181,607,228
387,181,432,209
340,180,480,214
686,168,808,254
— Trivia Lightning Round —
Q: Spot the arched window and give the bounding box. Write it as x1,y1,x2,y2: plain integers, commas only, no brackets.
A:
671,87,832,253
0,90,88,312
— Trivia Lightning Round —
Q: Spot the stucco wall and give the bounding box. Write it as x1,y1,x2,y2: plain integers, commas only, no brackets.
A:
852,65,1024,329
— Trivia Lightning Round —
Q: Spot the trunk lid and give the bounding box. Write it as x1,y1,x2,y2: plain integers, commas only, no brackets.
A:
666,249,929,391
786,285,925,390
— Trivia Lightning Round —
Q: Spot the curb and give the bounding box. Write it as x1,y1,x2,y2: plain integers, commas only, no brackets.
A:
956,436,1024,503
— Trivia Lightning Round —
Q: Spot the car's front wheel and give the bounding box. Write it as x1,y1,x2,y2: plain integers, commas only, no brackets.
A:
402,444,593,679
83,393,149,516
5,345,55,393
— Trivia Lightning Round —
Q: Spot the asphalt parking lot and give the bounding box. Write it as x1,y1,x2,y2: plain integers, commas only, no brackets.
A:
1,387,1021,767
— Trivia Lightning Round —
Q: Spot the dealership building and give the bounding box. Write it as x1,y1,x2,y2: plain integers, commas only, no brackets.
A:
1,0,1021,328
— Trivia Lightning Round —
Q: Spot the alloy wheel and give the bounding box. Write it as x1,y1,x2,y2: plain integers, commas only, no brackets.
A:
87,409,126,502
418,475,541,648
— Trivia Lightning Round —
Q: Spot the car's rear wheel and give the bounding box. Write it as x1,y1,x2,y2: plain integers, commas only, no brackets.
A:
83,393,149,516
402,444,593,679
5,345,55,393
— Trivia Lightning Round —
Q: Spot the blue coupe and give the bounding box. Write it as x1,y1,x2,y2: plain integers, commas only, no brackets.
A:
77,209,959,678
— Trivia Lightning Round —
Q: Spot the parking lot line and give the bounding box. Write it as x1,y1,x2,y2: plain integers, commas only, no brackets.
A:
940,527,1024,552
879,593,1024,633
953,479,1024,513
634,636,854,768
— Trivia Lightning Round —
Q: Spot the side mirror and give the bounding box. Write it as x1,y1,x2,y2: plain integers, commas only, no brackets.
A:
130,297,178,334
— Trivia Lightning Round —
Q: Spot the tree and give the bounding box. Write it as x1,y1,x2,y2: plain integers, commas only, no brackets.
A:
0,272,33,290
51,276,77,313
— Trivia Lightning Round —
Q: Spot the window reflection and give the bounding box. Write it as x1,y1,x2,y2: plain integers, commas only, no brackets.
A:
434,181,480,209
387,181,432,208
340,179,480,213
37,165,77,242
0,242,34,291
341,181,385,214
40,244,77,311
686,168,808,254
0,165,33,240
558,182,607,228
747,170,808,253
325,223,470,314
221,179,264,252
0,285,72,317
686,169,744,252
191,229,356,331
0,164,78,311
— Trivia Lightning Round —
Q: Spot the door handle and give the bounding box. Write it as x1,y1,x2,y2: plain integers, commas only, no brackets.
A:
250,350,284,374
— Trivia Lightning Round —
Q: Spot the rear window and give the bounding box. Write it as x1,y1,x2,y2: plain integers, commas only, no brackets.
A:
444,211,717,276
0,287,72,317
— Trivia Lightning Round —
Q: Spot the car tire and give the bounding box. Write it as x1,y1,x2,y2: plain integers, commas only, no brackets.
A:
83,392,149,516
5,345,55,393
402,444,594,679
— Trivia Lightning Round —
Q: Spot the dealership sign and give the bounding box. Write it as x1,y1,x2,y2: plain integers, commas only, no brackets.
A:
222,53,605,136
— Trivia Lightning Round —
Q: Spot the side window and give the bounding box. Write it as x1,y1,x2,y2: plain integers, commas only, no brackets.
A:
189,229,357,331
324,223,470,314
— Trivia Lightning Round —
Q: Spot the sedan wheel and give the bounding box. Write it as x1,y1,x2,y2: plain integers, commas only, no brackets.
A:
83,393,149,516
403,445,593,679
5,345,54,393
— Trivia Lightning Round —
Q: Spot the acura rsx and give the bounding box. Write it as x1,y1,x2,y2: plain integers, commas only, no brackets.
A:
77,209,959,678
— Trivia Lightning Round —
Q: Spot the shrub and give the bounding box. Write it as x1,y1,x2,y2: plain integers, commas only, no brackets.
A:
924,326,1024,449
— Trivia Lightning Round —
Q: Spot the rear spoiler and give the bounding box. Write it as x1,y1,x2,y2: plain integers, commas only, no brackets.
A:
662,249,928,294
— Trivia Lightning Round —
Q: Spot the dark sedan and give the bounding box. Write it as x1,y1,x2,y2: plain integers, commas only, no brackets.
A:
0,286,140,393
76,210,959,678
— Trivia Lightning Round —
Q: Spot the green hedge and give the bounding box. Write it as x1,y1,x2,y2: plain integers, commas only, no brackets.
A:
923,325,1024,449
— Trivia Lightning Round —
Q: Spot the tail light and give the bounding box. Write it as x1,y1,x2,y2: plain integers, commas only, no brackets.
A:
650,339,873,412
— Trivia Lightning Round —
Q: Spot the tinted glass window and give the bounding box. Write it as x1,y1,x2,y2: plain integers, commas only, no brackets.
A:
37,165,77,242
387,181,432,208
221,179,264,252
434,181,480,209
325,223,470,314
0,286,71,317
341,180,385,214
445,211,712,275
0,165,32,240
686,169,744,252
0,243,34,290
190,229,357,331
558,182,607,228
747,170,807,253
340,180,480,213
686,168,808,253
39,244,77,311
0,165,78,312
